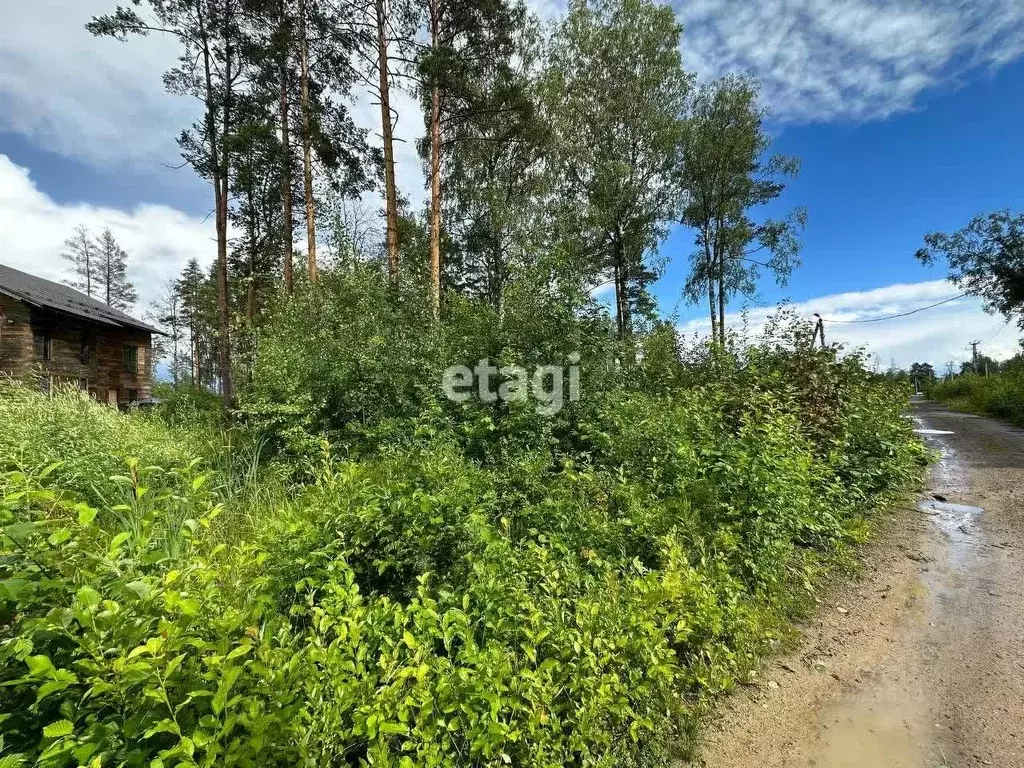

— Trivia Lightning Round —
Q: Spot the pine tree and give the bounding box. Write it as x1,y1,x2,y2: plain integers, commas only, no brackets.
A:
89,0,244,405
442,8,548,317
149,279,186,384
176,258,211,386
95,229,138,311
61,225,97,298
418,0,531,317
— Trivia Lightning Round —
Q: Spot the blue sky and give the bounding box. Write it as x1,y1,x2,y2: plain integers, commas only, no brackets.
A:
1,0,1023,367
661,56,1024,313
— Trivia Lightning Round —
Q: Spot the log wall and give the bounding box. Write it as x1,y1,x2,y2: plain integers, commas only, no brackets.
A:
0,296,152,404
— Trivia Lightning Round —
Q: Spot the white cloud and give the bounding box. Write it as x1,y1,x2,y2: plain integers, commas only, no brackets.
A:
0,0,195,169
3,0,1022,192
677,280,1022,369
677,0,1024,122
0,154,212,314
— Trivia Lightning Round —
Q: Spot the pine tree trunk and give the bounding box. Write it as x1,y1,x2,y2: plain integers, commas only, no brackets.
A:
216,107,234,402
429,83,442,317
210,0,234,406
427,0,442,317
298,0,317,283
375,0,400,283
280,3,294,294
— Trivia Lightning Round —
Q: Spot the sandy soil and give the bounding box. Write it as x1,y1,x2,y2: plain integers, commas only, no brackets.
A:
693,400,1024,768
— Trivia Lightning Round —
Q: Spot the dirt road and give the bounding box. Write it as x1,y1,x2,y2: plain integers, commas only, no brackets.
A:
695,400,1024,768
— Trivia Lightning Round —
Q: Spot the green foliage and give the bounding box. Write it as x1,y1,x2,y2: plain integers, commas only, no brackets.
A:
238,266,621,461
916,209,1024,327
929,367,1024,425
0,330,924,766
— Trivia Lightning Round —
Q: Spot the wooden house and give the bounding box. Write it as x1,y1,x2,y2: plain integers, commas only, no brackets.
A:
0,263,160,406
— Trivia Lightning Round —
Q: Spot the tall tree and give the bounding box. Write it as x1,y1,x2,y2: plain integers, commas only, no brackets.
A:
245,0,374,291
149,279,186,384
373,0,402,282
176,258,219,388
94,229,138,311
276,0,297,293
417,0,527,316
676,74,805,346
61,225,97,298
229,117,284,322
916,210,1024,328
544,0,689,340
89,0,243,405
442,9,548,317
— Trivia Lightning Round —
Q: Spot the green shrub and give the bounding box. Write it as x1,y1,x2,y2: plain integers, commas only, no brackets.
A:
930,369,1024,424
0,326,926,767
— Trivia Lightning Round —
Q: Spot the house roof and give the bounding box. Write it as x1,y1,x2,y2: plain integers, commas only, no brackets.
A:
0,263,161,335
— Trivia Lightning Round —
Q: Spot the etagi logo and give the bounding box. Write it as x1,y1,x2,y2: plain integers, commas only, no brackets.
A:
441,354,581,416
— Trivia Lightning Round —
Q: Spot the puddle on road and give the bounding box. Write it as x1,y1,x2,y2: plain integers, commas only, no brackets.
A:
917,499,984,567
809,418,987,767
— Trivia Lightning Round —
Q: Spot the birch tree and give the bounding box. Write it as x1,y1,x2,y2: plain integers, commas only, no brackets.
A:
545,0,689,340
676,74,805,346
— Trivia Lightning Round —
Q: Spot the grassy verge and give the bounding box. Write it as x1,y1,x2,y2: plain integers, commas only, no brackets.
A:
928,371,1024,425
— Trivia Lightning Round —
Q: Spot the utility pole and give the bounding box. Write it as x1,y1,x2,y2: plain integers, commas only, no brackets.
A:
969,340,980,374
811,313,826,348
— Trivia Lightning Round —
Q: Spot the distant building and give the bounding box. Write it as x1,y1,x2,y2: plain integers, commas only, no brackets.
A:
0,263,160,406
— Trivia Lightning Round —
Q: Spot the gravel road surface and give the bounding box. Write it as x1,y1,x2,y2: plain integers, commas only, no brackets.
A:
695,400,1024,768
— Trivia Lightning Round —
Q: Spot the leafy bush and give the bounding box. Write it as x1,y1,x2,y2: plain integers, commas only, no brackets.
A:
238,268,621,462
0,326,925,767
929,369,1024,424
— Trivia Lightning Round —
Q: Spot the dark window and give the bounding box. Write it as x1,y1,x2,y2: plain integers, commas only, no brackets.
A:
78,378,89,391
80,334,94,365
34,333,53,362
128,389,139,404
122,345,138,374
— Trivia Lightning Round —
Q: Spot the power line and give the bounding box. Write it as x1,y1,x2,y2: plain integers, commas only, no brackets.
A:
821,293,968,324
986,319,1013,343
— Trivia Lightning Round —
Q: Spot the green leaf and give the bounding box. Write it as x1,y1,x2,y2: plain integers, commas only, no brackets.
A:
0,578,29,601
42,720,73,739
212,666,242,716
76,586,102,609
108,532,131,554
25,655,56,678
36,680,72,704
38,462,63,479
76,504,97,526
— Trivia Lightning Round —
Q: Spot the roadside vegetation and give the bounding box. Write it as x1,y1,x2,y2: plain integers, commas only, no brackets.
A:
928,357,1024,425
0,278,926,767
